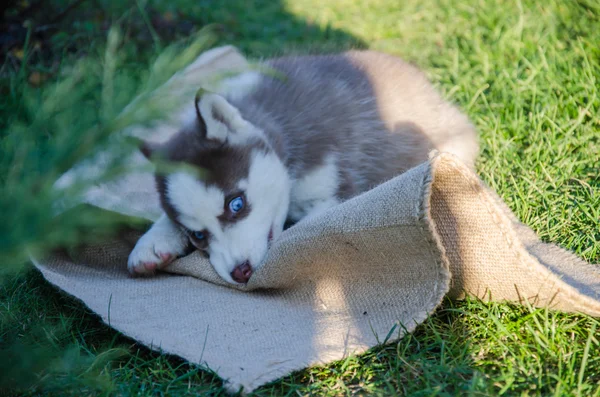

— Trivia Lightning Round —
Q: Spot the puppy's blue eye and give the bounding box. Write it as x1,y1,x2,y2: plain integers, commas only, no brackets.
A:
228,196,244,213
193,231,205,240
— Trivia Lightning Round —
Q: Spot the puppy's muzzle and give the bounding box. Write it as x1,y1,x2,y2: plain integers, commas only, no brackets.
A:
231,261,253,283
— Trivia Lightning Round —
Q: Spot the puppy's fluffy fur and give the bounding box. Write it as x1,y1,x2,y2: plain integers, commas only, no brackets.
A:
128,50,478,284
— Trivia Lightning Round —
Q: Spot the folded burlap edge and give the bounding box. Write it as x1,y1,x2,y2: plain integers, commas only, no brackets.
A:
30,151,600,394
429,153,600,316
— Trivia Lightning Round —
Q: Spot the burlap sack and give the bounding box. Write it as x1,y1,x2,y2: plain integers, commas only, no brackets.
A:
32,46,600,393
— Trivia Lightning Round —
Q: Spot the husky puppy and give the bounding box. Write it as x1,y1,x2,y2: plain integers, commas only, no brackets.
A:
127,50,478,284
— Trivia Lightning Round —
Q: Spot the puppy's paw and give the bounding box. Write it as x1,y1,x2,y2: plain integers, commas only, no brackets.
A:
128,226,188,276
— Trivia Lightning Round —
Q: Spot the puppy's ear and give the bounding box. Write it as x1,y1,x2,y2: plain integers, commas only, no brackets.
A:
195,91,246,143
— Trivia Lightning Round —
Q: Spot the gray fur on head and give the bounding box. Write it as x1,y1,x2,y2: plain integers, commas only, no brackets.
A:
222,50,478,200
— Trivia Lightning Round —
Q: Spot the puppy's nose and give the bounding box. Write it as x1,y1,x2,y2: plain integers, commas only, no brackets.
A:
231,261,253,284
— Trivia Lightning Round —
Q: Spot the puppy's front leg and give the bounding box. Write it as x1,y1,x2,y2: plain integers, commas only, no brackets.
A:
128,213,189,275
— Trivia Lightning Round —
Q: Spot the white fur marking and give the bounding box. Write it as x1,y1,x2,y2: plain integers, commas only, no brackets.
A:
217,71,261,101
207,150,291,283
288,155,340,221
199,94,246,142
166,172,224,233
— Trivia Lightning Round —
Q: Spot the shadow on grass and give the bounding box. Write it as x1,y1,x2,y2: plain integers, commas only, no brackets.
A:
1,0,367,68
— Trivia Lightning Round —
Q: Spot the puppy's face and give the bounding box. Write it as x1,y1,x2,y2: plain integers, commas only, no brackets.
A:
144,94,290,284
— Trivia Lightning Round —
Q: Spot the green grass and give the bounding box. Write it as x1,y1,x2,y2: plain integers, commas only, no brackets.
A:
1,0,599,395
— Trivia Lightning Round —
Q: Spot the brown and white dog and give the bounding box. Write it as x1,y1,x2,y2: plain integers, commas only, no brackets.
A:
127,50,478,284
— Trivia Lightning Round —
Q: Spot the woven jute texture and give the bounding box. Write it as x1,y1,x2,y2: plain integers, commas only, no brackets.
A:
32,47,600,393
